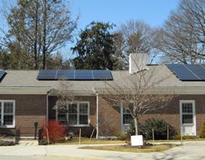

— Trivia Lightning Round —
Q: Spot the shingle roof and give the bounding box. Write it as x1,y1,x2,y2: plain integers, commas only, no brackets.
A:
1,65,205,94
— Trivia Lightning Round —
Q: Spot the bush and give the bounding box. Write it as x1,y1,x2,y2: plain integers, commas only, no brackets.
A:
143,118,176,140
125,122,144,137
115,132,129,140
199,122,205,138
174,134,196,140
39,120,66,144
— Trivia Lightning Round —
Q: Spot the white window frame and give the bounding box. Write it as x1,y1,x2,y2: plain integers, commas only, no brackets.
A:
179,100,196,135
0,100,15,128
57,101,90,127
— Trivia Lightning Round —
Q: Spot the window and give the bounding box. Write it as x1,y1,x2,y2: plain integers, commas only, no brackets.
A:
58,102,89,126
123,108,133,124
0,101,15,128
181,102,194,124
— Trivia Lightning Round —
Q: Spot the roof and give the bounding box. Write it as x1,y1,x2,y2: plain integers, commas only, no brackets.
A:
1,65,205,95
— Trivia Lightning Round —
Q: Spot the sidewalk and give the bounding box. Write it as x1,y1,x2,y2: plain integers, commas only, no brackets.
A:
0,140,205,160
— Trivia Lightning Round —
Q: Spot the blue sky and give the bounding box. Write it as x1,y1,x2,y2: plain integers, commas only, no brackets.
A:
70,0,180,30
65,0,180,59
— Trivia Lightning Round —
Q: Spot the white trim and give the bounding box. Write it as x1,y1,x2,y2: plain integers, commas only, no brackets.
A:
179,100,196,136
0,100,15,128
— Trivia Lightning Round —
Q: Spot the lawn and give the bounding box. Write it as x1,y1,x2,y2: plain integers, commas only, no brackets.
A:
56,137,126,145
80,144,178,153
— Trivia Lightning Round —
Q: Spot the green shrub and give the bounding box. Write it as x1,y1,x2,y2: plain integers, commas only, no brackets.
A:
174,134,196,140
143,118,176,140
125,121,144,137
199,122,205,138
115,132,129,140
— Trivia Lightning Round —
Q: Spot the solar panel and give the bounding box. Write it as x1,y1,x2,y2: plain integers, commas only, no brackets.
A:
93,70,113,80
37,70,57,80
75,70,93,80
167,64,199,81
37,70,113,81
0,71,6,82
185,65,205,80
56,70,75,80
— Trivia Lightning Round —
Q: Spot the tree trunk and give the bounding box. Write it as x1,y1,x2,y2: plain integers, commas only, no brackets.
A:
42,0,47,69
34,0,39,70
134,117,139,135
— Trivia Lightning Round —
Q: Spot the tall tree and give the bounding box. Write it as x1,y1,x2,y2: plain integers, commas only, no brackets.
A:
159,0,205,64
72,21,118,70
115,20,157,67
2,0,77,69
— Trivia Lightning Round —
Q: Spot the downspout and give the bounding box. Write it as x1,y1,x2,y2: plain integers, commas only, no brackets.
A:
93,87,99,139
46,88,53,123
96,93,99,139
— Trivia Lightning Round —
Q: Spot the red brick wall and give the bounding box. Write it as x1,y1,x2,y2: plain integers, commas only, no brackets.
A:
1,94,205,137
0,94,47,137
98,95,205,136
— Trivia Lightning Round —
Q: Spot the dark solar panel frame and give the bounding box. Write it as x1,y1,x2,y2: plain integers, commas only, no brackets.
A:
0,71,6,82
75,70,93,80
37,70,57,80
56,70,75,80
93,70,113,80
185,65,205,80
37,70,113,81
166,64,205,81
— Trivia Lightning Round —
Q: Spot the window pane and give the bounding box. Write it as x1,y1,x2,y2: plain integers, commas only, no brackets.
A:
4,115,13,125
58,113,67,125
123,108,130,114
68,104,77,114
68,115,77,125
79,115,88,124
4,102,13,114
182,115,193,124
182,103,193,113
79,103,88,114
123,114,133,124
58,106,67,113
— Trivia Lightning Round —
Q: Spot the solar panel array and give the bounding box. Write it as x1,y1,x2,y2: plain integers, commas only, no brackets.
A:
37,70,113,81
0,71,6,82
167,64,205,81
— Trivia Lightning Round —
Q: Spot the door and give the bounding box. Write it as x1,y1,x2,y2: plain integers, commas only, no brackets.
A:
180,100,196,136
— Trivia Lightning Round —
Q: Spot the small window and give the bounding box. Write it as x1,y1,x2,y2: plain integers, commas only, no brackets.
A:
123,108,133,125
0,101,15,128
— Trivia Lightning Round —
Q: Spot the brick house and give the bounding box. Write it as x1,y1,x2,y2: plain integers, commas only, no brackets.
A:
0,54,205,138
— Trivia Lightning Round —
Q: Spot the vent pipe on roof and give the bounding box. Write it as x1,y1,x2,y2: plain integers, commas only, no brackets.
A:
129,53,149,74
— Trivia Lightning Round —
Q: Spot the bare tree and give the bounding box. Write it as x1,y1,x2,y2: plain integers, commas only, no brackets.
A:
115,20,160,67
1,0,77,69
54,80,76,129
159,0,205,64
101,65,174,135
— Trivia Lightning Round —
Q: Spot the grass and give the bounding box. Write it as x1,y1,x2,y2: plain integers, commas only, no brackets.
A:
56,137,126,145
80,144,178,153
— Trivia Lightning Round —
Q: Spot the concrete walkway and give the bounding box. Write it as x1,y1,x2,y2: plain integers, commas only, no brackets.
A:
0,141,205,160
